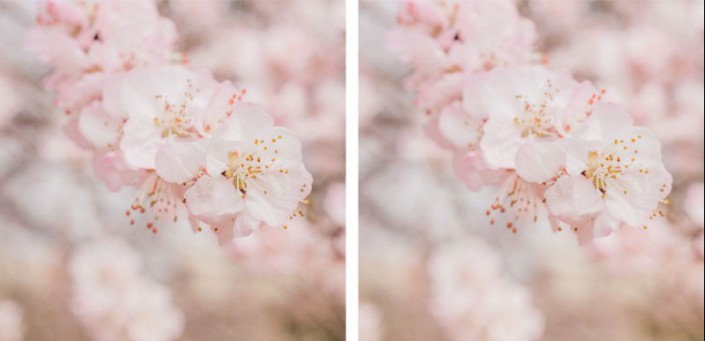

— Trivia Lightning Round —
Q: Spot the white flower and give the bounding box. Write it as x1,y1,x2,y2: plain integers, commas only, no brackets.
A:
544,104,672,243
476,66,599,169
158,104,313,243
103,65,228,170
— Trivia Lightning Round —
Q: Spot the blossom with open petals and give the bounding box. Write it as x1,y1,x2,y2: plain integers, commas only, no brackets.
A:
544,104,672,243
99,65,244,231
159,104,312,243
29,0,177,81
476,66,601,170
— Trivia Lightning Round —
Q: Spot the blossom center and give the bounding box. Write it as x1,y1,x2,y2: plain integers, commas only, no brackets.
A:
152,81,201,138
224,151,262,195
513,82,559,138
583,135,645,195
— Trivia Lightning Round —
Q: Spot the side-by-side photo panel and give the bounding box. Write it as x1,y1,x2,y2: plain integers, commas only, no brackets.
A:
0,1,345,340
360,1,704,340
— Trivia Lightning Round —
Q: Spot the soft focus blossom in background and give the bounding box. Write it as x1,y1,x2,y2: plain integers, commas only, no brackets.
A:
361,0,703,340
0,0,344,340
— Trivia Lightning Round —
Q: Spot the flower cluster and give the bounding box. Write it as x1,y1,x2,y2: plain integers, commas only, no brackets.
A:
28,0,312,242
390,0,672,244
70,239,184,341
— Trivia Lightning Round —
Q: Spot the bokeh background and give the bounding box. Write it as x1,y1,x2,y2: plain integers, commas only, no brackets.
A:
360,0,703,340
0,0,345,340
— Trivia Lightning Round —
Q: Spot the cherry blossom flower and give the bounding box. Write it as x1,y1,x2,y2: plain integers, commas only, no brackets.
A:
451,67,603,233
544,104,672,243
167,104,313,243
389,0,538,117
95,65,248,232
102,65,235,171
28,0,177,81
475,66,600,170
29,0,315,242
389,0,676,244
28,0,182,155
390,0,536,85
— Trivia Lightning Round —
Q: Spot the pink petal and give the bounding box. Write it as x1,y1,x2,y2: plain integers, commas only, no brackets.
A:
78,101,120,150
93,152,149,191
438,101,481,148
185,175,243,222
515,140,565,184
606,171,659,228
233,214,259,238
452,150,502,191
120,115,162,169
545,175,604,225
480,115,522,169
573,103,633,145
155,139,207,184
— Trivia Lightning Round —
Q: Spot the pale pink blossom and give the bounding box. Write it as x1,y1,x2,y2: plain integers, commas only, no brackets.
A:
452,149,503,191
476,66,600,170
49,63,107,116
102,65,236,171
390,0,536,82
27,0,180,142
451,0,537,70
388,0,680,243
27,0,182,148
95,65,246,231
389,0,538,116
388,0,449,83
28,0,177,79
29,0,317,243
436,96,483,150
175,104,312,243
544,104,672,243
